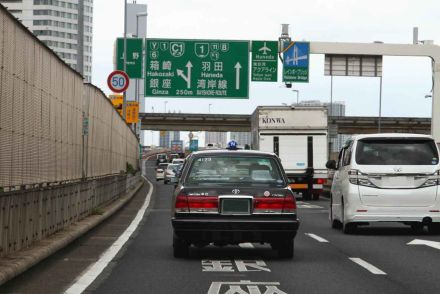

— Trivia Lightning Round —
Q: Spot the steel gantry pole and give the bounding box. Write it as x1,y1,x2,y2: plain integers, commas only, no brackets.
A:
309,41,440,142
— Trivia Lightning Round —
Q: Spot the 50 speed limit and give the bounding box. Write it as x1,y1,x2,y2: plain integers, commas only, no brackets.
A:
107,70,129,93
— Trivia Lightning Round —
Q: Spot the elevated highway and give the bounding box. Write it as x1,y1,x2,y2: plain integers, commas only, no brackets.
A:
140,112,431,134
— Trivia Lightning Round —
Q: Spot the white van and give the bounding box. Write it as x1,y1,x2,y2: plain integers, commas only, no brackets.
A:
327,133,440,234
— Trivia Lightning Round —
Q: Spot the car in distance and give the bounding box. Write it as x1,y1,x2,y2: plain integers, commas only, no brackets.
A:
164,163,182,184
156,154,168,166
171,158,185,165
156,163,169,181
171,149,300,258
327,133,440,234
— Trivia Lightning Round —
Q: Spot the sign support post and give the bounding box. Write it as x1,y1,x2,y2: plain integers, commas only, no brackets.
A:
123,0,127,120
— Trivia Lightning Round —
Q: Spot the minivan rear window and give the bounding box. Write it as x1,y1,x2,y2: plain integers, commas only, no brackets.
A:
355,139,439,165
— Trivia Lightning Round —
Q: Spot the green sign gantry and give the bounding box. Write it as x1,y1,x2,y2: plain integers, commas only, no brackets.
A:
251,41,278,82
116,38,143,79
145,39,249,98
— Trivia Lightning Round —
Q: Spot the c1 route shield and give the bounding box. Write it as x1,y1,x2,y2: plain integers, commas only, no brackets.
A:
145,39,249,99
283,41,309,83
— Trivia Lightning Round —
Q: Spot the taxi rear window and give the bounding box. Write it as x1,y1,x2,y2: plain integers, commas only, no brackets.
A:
185,156,285,186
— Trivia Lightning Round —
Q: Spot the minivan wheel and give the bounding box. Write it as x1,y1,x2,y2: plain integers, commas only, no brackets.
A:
173,234,189,258
427,223,440,235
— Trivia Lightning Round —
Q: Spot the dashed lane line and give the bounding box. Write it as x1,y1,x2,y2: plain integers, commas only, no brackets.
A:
305,233,329,243
64,176,154,294
349,258,387,275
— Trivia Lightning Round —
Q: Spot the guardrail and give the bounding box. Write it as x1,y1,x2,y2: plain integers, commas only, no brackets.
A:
0,173,141,257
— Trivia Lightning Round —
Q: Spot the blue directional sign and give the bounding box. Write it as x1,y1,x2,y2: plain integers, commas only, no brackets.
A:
283,42,309,83
189,139,199,152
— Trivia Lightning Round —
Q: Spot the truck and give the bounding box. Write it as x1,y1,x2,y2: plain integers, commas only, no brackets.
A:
251,106,328,200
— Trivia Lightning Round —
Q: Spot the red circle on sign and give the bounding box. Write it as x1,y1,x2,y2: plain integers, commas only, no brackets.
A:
107,70,130,93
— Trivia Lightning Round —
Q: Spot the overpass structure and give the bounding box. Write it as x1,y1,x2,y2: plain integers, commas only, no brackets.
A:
140,112,431,134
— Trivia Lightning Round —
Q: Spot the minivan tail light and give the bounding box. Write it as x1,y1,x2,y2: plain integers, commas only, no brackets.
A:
348,169,376,188
421,171,440,187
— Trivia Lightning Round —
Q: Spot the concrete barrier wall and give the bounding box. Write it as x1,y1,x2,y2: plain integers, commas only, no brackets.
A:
0,5,139,188
0,174,141,257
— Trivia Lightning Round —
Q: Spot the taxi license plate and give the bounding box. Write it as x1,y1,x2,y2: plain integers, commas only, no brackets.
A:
221,198,251,215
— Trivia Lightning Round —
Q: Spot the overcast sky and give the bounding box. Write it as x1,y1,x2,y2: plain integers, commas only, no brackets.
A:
92,0,440,145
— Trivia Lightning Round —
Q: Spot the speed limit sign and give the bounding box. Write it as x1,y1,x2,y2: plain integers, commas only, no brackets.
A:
107,70,129,93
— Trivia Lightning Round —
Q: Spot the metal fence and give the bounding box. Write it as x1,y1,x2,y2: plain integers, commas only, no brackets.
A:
0,6,139,188
0,173,141,257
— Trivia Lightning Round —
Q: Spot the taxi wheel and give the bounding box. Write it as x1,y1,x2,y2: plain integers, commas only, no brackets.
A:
428,223,440,235
173,234,189,258
276,239,294,259
303,192,312,201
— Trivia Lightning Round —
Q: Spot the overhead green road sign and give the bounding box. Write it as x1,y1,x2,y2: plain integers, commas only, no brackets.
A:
251,41,278,82
116,38,143,79
145,39,249,99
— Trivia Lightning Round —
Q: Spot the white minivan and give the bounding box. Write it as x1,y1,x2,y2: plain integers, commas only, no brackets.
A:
327,133,440,234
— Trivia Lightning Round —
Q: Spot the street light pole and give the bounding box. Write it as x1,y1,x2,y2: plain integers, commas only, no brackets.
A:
134,11,147,137
292,89,299,104
378,76,383,132
122,0,127,120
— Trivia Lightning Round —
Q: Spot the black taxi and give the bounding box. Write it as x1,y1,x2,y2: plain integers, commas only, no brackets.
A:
171,149,300,258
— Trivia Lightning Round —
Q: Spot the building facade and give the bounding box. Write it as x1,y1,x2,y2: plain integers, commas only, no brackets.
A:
230,132,251,147
205,132,227,148
0,0,93,81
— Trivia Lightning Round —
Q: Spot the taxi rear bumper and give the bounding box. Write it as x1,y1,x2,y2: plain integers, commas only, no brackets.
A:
172,216,299,243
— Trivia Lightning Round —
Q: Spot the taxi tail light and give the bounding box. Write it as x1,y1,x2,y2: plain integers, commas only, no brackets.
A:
187,196,218,213
175,193,189,212
282,194,297,213
253,195,296,214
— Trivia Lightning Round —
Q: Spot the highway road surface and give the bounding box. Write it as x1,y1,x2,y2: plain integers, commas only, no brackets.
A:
1,161,440,294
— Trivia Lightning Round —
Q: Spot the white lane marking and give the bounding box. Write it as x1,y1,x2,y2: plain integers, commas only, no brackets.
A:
407,239,440,250
305,233,329,243
349,258,387,275
239,243,254,248
64,176,154,294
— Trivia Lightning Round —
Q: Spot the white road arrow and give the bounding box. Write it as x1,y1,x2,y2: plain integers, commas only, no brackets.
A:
234,62,242,90
407,239,440,250
176,61,193,88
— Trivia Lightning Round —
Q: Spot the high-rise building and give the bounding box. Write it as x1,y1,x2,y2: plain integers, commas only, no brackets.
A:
205,132,227,148
230,132,251,147
159,131,180,148
0,0,93,82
